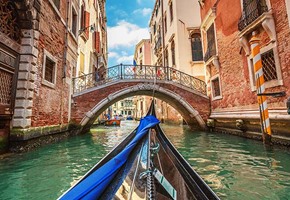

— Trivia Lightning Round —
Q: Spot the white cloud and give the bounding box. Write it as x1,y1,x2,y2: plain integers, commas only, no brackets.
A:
108,51,119,58
133,8,152,16
117,55,134,64
108,20,150,49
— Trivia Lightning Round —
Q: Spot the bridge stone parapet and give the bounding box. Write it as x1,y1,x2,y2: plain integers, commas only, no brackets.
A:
71,80,210,132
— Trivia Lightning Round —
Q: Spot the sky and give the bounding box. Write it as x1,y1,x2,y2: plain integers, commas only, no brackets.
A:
106,0,155,66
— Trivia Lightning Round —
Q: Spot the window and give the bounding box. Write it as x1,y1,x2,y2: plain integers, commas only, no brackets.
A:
139,47,142,53
79,52,85,75
171,40,175,66
261,49,277,82
211,76,221,99
191,33,203,61
71,7,78,37
164,14,167,33
164,49,168,66
169,2,173,22
248,45,282,90
81,3,85,30
204,24,216,62
42,50,57,87
52,0,60,9
154,23,156,34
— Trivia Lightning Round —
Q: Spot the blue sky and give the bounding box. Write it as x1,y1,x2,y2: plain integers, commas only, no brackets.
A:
106,0,155,66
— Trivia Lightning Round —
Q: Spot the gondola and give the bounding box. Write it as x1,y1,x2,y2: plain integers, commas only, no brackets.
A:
58,101,219,200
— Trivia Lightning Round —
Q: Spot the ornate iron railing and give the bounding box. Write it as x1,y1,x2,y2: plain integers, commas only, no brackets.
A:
72,64,207,95
238,0,268,31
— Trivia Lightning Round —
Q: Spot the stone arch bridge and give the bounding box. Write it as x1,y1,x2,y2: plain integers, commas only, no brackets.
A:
71,64,210,132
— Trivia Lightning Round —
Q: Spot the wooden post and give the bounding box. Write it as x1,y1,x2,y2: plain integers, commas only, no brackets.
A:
249,32,272,145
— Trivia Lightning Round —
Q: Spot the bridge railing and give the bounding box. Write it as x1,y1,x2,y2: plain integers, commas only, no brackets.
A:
72,64,207,95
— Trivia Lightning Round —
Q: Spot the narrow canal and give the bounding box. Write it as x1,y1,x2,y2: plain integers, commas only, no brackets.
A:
0,121,289,200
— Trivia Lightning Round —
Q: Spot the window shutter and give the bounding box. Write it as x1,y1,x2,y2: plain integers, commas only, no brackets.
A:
94,31,100,53
85,11,90,38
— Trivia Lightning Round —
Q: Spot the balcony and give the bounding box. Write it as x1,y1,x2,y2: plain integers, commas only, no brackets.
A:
238,0,268,31
238,0,276,56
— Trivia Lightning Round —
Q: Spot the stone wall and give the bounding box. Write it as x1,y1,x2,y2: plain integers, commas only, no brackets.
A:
10,0,76,143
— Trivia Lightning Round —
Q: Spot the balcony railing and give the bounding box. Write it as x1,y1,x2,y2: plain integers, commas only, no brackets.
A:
72,64,207,95
238,0,268,31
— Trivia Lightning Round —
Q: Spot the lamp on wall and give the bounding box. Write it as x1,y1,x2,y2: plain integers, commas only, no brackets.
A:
78,23,96,36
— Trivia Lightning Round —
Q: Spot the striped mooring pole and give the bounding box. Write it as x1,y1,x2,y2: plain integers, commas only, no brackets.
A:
249,32,272,145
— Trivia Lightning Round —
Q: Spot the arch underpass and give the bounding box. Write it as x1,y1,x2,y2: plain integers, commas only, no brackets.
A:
71,80,210,133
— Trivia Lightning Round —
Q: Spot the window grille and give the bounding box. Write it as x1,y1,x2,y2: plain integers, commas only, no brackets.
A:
261,49,277,81
204,24,216,62
238,0,268,31
191,34,203,61
0,70,13,104
212,77,221,97
0,0,21,43
44,58,55,83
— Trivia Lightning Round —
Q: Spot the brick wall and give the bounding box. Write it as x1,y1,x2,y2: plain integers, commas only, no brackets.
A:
31,0,70,127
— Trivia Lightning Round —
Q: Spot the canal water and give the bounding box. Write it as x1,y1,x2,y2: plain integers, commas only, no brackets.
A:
0,121,289,200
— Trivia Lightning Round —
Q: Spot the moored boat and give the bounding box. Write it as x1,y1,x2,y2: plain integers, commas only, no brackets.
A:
58,101,219,200
105,119,121,126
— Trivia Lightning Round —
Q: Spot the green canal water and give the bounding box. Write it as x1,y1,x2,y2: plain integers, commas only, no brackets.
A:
0,121,290,200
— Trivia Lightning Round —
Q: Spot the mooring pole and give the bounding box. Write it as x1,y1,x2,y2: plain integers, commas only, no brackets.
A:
249,32,272,145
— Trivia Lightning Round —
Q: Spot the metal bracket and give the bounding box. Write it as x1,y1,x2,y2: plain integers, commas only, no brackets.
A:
257,91,286,97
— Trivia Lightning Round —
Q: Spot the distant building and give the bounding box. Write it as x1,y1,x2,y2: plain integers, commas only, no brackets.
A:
149,0,205,80
112,98,135,118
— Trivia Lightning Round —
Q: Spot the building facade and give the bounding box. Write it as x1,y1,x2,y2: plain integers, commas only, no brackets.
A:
200,0,290,140
149,0,205,80
77,0,107,77
0,0,108,152
111,98,135,119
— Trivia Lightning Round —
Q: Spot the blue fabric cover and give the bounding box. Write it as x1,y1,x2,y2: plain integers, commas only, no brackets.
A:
60,115,159,200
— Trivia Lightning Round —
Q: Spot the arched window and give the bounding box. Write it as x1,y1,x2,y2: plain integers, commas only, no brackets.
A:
171,40,175,66
191,33,203,61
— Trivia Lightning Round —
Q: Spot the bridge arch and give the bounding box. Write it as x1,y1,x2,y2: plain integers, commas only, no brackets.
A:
71,81,210,132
